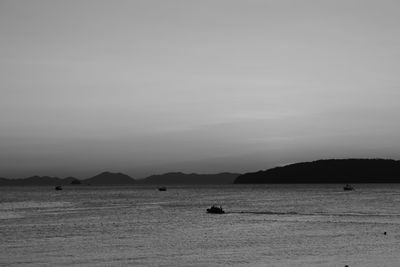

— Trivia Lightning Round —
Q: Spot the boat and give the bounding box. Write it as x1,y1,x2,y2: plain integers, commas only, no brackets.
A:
55,185,62,191
158,187,167,191
207,205,225,214
343,184,354,191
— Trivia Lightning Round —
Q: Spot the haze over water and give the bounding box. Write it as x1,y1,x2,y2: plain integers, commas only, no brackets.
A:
1,184,400,266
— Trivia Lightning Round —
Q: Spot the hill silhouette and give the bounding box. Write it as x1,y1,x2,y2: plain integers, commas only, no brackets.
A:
0,176,79,186
0,172,135,186
0,171,239,185
138,172,240,184
84,172,135,185
234,159,400,184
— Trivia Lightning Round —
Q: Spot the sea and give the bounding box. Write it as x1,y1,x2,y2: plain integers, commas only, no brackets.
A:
1,184,400,266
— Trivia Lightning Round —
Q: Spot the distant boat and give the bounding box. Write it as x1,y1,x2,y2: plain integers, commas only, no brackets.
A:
55,185,62,191
158,187,167,191
343,184,354,191
207,205,225,214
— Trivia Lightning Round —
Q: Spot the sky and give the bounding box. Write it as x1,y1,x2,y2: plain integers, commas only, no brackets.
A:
1,0,400,178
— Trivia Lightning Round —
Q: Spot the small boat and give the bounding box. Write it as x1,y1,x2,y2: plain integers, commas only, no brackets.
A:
158,187,167,191
55,185,62,191
343,184,354,191
207,205,225,214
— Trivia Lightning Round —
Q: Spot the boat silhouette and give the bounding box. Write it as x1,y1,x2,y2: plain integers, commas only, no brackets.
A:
343,184,354,191
207,205,225,214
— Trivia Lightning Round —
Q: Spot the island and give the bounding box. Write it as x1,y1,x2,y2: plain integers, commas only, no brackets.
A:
0,172,135,186
137,172,240,184
84,172,135,185
234,159,400,184
0,171,239,186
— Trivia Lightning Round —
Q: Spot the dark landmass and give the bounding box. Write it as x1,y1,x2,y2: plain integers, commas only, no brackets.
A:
70,178,82,185
0,172,135,186
138,172,240,184
0,171,238,186
0,176,79,186
84,171,135,185
4,158,400,185
234,159,400,184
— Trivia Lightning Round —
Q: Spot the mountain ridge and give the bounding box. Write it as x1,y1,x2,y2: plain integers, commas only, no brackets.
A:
137,172,240,184
84,171,135,185
0,171,239,185
234,158,400,184
0,172,135,186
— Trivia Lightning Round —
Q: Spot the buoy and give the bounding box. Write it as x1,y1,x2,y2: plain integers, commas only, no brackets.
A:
384,232,387,235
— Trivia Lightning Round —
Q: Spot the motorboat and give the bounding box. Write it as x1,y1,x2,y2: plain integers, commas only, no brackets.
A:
207,205,225,214
343,184,354,191
158,187,167,191
55,185,62,191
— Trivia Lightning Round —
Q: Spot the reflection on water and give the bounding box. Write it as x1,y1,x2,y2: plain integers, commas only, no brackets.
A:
1,184,400,266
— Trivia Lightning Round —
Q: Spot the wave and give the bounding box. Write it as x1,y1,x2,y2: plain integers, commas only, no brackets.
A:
0,211,24,220
0,201,72,211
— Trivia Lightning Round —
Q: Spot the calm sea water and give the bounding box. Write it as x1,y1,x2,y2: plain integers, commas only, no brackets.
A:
1,184,400,266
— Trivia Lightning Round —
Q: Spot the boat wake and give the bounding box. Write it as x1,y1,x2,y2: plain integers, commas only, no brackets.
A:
226,210,400,217
227,211,298,215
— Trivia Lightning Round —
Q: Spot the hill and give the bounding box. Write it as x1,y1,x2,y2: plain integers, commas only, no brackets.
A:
84,172,135,185
0,172,135,186
234,159,400,184
138,172,240,184
0,176,79,186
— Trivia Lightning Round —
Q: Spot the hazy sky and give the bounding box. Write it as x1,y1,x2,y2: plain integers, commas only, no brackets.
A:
1,0,400,178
